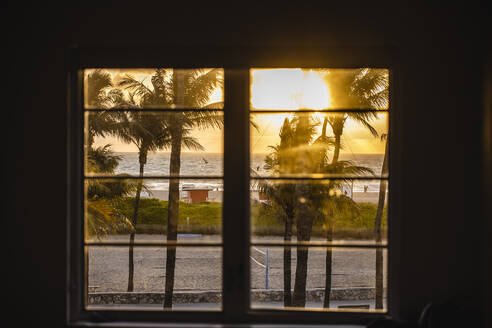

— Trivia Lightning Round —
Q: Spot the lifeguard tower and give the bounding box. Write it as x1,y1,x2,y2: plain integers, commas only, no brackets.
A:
182,184,213,203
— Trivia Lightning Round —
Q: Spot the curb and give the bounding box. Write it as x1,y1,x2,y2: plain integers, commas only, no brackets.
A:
88,287,384,305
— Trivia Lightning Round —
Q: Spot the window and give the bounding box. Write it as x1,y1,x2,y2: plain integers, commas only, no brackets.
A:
68,46,395,326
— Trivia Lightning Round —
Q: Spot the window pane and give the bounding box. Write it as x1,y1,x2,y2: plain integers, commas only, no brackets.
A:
84,68,224,109
250,246,387,311
251,179,388,243
251,112,388,178
84,178,223,242
250,68,388,110
87,246,222,310
84,111,223,177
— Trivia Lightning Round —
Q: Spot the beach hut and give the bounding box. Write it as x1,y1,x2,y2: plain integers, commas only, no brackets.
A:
182,185,213,203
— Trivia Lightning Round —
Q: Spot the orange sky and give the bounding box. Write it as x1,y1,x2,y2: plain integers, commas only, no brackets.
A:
90,68,387,154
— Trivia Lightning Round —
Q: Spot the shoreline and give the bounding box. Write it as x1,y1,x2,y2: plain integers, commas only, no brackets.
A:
144,190,385,204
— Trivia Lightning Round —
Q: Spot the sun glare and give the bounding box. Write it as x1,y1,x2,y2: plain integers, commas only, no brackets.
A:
249,67,388,155
250,69,330,110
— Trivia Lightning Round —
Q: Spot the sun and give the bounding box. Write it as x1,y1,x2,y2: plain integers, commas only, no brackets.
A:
250,68,330,110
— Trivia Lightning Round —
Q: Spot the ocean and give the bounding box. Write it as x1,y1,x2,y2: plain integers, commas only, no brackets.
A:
113,152,384,193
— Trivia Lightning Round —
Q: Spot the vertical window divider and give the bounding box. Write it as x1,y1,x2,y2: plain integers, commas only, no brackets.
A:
222,69,251,320
67,48,86,323
387,66,400,319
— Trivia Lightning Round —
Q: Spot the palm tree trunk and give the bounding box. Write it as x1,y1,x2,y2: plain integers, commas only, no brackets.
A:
323,223,333,308
292,116,314,307
322,127,341,308
321,117,328,138
332,133,341,164
127,152,146,292
374,138,388,309
164,70,185,309
283,215,293,307
164,127,183,308
292,182,313,307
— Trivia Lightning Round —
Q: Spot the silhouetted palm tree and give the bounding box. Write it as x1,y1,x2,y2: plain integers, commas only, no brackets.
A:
85,146,136,239
86,69,117,148
113,110,170,292
85,70,136,239
261,112,374,308
316,160,373,308
320,68,388,307
118,68,223,306
262,118,298,306
288,115,319,307
374,134,388,309
322,68,388,163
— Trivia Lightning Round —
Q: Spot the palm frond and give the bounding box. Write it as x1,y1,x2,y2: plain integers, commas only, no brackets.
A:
181,135,205,151
118,74,153,99
348,112,379,138
185,69,223,107
86,69,113,107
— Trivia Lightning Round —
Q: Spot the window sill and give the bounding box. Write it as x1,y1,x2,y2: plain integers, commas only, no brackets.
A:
70,322,366,328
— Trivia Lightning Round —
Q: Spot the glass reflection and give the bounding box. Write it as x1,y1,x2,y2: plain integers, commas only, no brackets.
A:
84,68,224,109
250,68,388,110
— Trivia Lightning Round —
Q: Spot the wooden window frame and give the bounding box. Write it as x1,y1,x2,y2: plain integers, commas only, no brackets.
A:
67,45,400,326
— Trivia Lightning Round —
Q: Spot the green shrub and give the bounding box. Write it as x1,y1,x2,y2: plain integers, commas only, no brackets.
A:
114,197,222,226
112,197,386,239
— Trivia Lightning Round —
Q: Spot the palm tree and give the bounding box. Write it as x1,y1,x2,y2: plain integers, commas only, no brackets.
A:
261,114,321,307
291,114,320,307
85,145,136,239
374,134,388,309
85,69,116,149
262,118,297,306
321,68,388,163
261,113,373,308
320,68,388,307
118,68,223,307
316,160,373,308
85,70,137,239
112,110,170,292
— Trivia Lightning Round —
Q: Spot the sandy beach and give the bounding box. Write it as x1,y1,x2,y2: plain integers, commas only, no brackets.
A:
144,190,384,204
88,234,387,294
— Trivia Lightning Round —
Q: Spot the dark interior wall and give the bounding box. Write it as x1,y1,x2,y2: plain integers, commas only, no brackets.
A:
5,5,490,327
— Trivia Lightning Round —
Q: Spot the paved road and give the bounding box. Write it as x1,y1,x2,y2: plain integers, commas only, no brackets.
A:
88,234,387,293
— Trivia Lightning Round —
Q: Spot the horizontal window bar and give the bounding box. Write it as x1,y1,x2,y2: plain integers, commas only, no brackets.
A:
249,242,387,248
249,109,389,113
84,107,223,112
85,241,222,247
84,175,224,180
251,176,388,180
249,307,388,319
84,108,389,113
84,175,386,180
